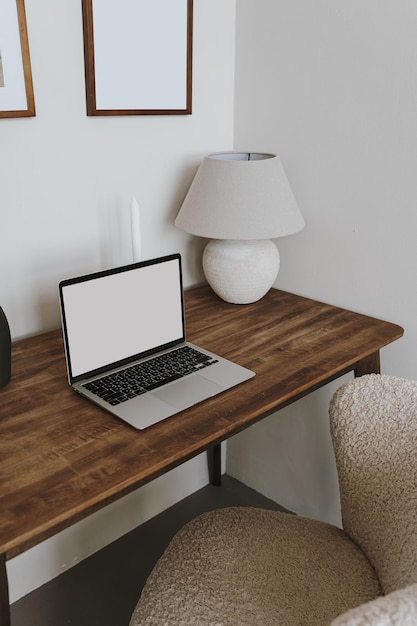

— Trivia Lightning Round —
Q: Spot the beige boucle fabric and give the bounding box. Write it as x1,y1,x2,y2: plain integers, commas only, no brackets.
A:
331,583,417,626
329,374,417,594
130,507,379,625
130,375,417,625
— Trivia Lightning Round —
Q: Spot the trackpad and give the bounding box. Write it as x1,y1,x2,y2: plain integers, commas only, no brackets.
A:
152,374,223,410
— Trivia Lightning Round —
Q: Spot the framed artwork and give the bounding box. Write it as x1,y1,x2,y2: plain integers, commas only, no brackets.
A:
0,0,35,118
81,0,193,116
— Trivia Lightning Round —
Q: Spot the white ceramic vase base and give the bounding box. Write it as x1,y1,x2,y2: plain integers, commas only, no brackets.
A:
202,239,280,305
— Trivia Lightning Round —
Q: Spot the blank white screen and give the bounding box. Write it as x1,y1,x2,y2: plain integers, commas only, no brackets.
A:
62,258,184,379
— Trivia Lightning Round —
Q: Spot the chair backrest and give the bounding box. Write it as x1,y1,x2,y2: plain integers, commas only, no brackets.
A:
329,374,417,594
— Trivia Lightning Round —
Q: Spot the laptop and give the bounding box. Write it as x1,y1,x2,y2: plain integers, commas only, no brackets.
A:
59,253,255,430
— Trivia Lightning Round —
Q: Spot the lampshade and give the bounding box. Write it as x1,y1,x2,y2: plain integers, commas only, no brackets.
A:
175,152,304,239
175,152,304,305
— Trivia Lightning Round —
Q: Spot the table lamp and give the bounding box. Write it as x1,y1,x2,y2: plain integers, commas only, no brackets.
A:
175,152,304,304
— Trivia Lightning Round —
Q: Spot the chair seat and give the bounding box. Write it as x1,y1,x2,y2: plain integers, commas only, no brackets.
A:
130,507,381,626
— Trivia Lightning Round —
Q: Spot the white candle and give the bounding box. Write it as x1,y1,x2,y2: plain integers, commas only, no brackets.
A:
130,195,142,262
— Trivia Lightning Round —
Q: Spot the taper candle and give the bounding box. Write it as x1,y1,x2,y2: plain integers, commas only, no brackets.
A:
130,195,142,262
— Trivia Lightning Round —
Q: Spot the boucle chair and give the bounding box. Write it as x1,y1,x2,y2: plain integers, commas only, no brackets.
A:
130,374,417,625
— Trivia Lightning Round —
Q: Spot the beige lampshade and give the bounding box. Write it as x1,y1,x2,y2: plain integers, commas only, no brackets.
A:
175,152,304,240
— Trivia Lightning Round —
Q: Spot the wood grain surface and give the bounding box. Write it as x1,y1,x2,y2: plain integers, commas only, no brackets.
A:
0,286,403,560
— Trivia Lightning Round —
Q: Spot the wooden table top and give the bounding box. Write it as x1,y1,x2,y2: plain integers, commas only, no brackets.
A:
0,286,403,559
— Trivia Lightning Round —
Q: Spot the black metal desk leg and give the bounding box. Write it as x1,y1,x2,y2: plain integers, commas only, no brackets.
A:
0,553,10,626
208,444,222,486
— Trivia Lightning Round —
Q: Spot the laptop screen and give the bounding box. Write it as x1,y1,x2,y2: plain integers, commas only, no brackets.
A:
59,254,185,382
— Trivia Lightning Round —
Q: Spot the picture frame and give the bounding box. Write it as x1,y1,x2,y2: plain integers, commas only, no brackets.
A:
0,0,35,118
81,0,193,116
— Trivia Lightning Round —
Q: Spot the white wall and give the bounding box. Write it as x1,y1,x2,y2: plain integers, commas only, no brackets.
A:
6,0,417,604
229,0,417,526
2,0,236,602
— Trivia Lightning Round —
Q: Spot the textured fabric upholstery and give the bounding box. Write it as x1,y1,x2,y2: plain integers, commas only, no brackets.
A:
130,508,380,625
331,583,417,626
330,375,417,594
130,375,417,625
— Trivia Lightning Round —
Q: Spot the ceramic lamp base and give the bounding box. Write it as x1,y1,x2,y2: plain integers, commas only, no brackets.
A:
202,239,280,304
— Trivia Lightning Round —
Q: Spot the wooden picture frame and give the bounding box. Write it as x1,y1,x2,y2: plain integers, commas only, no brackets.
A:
0,0,35,118
81,0,193,116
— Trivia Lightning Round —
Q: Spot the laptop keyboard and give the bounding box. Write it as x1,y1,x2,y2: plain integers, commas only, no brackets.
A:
82,345,218,406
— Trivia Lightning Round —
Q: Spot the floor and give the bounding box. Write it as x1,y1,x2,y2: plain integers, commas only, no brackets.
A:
11,475,288,626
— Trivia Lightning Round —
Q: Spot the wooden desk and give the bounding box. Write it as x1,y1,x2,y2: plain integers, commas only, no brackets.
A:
0,287,403,625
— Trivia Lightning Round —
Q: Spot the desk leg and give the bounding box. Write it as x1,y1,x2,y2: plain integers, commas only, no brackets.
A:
0,554,10,626
208,444,222,486
354,351,381,377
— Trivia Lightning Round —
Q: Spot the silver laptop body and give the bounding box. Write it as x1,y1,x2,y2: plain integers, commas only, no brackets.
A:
59,254,255,430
